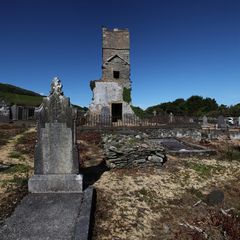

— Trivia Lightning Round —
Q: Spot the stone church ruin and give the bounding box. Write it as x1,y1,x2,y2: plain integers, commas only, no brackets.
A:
88,27,135,123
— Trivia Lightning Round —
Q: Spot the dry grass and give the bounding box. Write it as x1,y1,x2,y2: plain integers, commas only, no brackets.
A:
78,131,104,167
0,128,239,239
91,137,240,240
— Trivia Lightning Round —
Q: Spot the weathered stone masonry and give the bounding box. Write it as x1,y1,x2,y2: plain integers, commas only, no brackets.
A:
89,27,135,122
28,78,82,193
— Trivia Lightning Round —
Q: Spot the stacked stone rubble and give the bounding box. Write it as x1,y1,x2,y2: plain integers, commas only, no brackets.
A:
102,133,167,168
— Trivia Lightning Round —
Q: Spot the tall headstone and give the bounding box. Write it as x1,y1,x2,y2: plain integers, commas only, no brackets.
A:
202,115,208,127
0,100,10,122
11,105,18,121
169,112,174,123
217,115,226,129
189,117,194,123
28,77,82,193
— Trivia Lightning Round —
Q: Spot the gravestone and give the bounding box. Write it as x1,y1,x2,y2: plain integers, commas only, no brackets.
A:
202,115,208,127
217,115,227,129
28,77,82,193
0,100,10,122
11,104,18,121
189,117,194,123
169,112,174,123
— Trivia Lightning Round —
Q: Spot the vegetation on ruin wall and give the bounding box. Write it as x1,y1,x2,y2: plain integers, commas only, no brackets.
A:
90,81,96,91
123,87,132,104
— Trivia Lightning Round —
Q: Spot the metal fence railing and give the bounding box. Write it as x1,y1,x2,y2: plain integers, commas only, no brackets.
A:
76,114,200,127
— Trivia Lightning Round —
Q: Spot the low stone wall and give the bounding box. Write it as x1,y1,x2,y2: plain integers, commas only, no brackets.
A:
102,133,167,168
143,128,202,141
145,128,240,141
78,126,240,142
202,128,240,140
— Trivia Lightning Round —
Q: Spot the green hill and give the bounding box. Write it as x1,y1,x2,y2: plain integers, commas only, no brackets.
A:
0,83,87,112
0,83,43,107
0,83,41,96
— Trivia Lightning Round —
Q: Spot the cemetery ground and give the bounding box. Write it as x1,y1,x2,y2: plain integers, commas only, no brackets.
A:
0,124,240,239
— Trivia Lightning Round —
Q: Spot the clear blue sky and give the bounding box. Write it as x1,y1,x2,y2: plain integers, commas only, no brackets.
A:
0,0,240,109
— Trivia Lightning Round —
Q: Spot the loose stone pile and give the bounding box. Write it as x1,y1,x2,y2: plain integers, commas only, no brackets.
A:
102,133,167,168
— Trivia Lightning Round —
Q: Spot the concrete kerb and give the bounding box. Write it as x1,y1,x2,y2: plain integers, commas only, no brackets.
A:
74,186,95,240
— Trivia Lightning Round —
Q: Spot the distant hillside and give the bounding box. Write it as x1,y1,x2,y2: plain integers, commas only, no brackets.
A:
0,83,41,96
0,83,43,107
0,82,87,111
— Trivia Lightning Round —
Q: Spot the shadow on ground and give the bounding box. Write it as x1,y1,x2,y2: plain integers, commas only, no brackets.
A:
80,161,109,190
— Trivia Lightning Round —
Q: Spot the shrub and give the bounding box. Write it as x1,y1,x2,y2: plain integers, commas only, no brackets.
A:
123,87,131,103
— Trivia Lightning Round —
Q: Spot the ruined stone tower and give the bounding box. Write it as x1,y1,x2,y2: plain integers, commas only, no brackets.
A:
89,27,135,122
102,27,130,88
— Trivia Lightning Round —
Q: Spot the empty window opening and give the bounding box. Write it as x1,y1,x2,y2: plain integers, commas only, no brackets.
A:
113,71,120,79
112,103,122,122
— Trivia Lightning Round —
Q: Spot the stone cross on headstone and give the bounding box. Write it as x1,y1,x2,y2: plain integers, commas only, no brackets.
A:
28,77,82,193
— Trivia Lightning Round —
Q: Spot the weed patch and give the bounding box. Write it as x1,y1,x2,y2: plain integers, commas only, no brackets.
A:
134,188,156,206
185,161,223,178
2,164,31,174
187,187,205,200
219,147,240,161
8,151,24,160
0,175,29,187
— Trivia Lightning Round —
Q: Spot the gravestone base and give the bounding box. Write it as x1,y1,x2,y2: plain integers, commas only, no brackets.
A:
28,174,82,193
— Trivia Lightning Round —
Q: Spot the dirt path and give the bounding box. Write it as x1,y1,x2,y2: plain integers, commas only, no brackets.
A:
0,127,36,223
0,127,35,167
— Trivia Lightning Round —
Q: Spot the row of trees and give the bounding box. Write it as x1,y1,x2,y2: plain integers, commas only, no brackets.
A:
138,96,240,117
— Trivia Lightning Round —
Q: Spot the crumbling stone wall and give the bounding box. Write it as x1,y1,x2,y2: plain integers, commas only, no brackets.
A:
102,27,129,62
102,56,130,88
89,82,133,115
88,27,135,119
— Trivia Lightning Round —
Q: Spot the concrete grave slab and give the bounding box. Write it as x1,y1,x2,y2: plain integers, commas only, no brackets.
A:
0,187,94,240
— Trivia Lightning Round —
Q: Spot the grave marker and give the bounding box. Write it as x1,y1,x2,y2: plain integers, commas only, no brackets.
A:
217,115,227,129
28,77,82,193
